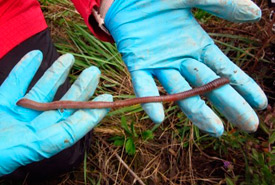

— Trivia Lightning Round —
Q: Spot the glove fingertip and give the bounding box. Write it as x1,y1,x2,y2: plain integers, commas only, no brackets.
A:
88,94,113,123
93,94,113,102
17,50,43,70
57,53,75,68
81,66,101,87
142,103,165,124
236,78,268,110
234,1,262,22
210,122,224,137
253,93,268,110
83,66,101,76
30,50,43,61
233,110,259,133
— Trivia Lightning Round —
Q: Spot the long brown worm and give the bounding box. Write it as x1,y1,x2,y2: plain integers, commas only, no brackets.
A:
16,78,230,111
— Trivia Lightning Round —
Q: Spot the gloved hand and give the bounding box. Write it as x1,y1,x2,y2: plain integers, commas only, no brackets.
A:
104,0,268,136
0,50,112,176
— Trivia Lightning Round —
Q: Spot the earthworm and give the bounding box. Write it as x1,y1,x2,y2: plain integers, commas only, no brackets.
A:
17,78,229,111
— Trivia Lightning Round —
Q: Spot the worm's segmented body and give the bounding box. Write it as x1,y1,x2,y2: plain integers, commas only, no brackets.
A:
17,78,230,111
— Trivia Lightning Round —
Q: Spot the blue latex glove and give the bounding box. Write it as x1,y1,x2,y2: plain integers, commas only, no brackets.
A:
105,0,268,136
0,50,112,176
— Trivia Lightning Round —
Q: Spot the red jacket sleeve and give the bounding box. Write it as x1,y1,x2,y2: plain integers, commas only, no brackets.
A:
0,0,48,59
71,0,113,42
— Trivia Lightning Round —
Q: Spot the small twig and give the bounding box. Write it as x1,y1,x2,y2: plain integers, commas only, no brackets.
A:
208,27,255,36
121,153,139,185
97,137,146,185
22,173,29,185
193,140,225,162
189,124,195,185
